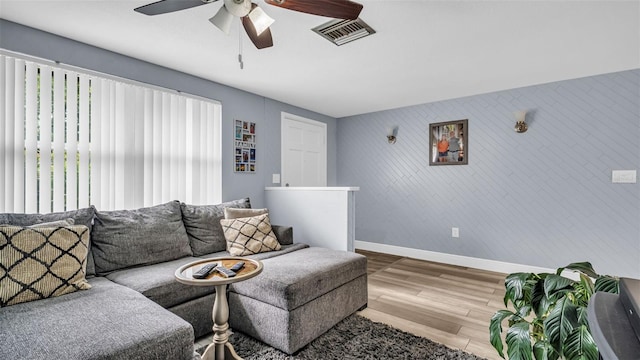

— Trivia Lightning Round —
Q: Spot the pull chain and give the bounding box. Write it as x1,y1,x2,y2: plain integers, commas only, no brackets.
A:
238,21,244,69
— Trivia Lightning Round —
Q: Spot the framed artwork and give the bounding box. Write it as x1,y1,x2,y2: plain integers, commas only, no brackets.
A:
235,120,256,173
429,119,468,166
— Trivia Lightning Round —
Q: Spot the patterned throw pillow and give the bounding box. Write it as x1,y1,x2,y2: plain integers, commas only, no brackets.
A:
220,214,282,256
224,207,268,220
0,225,92,307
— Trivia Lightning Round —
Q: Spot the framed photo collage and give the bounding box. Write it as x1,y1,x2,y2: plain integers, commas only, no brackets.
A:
234,120,256,173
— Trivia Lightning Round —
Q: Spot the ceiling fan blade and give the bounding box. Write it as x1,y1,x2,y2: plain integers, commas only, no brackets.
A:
264,0,362,20
134,0,215,16
242,10,274,49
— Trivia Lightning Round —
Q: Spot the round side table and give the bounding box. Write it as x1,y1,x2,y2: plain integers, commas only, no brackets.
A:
175,257,263,360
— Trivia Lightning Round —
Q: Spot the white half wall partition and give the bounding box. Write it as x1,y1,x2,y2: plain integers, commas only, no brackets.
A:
264,187,359,252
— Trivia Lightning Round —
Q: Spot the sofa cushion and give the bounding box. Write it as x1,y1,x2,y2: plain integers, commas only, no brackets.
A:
27,218,75,228
0,219,75,229
0,206,95,229
197,243,308,261
0,206,97,276
0,225,91,307
0,277,194,360
180,198,251,256
91,201,192,275
220,213,281,256
168,292,216,339
106,256,216,309
229,247,367,310
271,225,293,246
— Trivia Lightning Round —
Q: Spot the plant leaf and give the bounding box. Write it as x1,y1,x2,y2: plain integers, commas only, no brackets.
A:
594,276,619,294
563,325,599,360
490,309,515,358
517,304,533,319
544,274,575,298
505,273,534,306
544,296,579,354
579,273,595,297
531,318,546,342
576,306,589,327
572,274,595,307
533,340,559,360
558,262,598,278
506,321,533,360
532,280,552,319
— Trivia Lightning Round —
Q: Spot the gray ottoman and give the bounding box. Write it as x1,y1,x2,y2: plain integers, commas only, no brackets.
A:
227,247,368,354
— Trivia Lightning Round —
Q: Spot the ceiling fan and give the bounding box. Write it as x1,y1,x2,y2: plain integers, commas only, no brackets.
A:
134,0,364,49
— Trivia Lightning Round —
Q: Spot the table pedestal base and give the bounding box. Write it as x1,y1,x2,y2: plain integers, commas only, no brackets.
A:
199,283,242,360
201,342,241,360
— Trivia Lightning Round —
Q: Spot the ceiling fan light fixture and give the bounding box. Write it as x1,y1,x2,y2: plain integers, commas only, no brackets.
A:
224,0,251,17
248,6,275,36
210,5,234,34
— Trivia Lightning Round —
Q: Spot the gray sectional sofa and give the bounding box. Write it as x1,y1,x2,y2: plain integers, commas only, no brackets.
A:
0,199,368,360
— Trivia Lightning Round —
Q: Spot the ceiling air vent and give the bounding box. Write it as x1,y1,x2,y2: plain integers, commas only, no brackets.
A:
312,18,375,46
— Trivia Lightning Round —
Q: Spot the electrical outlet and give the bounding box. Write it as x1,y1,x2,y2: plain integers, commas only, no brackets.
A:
452,227,459,238
612,170,637,184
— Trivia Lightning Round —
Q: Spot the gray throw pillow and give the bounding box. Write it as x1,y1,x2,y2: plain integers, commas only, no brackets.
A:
271,225,294,246
91,201,192,275
181,198,251,256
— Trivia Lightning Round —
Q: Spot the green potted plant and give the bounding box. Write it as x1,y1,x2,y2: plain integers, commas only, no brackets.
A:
489,262,619,360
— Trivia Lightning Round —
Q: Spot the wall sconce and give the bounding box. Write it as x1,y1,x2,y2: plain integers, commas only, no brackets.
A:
387,126,398,144
514,110,528,133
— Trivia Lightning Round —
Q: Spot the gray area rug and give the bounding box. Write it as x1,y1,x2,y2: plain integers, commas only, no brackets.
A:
197,314,486,359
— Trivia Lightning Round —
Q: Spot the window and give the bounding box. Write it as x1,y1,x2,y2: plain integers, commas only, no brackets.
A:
1,52,222,213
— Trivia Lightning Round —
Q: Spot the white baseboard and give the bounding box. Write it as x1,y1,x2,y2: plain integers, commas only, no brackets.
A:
354,240,555,275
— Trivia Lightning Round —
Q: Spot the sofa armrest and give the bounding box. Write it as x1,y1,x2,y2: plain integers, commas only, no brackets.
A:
271,225,293,245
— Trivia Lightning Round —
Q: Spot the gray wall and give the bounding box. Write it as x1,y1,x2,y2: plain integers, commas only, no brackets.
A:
337,70,640,278
0,19,337,208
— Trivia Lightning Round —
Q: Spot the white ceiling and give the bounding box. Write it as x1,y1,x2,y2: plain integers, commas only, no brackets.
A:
1,0,639,118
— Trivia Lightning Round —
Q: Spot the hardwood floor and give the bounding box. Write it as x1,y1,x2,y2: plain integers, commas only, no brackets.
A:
356,249,506,360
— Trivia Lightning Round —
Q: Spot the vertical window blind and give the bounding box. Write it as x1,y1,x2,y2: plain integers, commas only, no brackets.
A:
0,53,222,213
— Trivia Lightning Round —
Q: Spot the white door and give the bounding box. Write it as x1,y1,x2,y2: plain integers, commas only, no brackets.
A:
281,113,327,187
